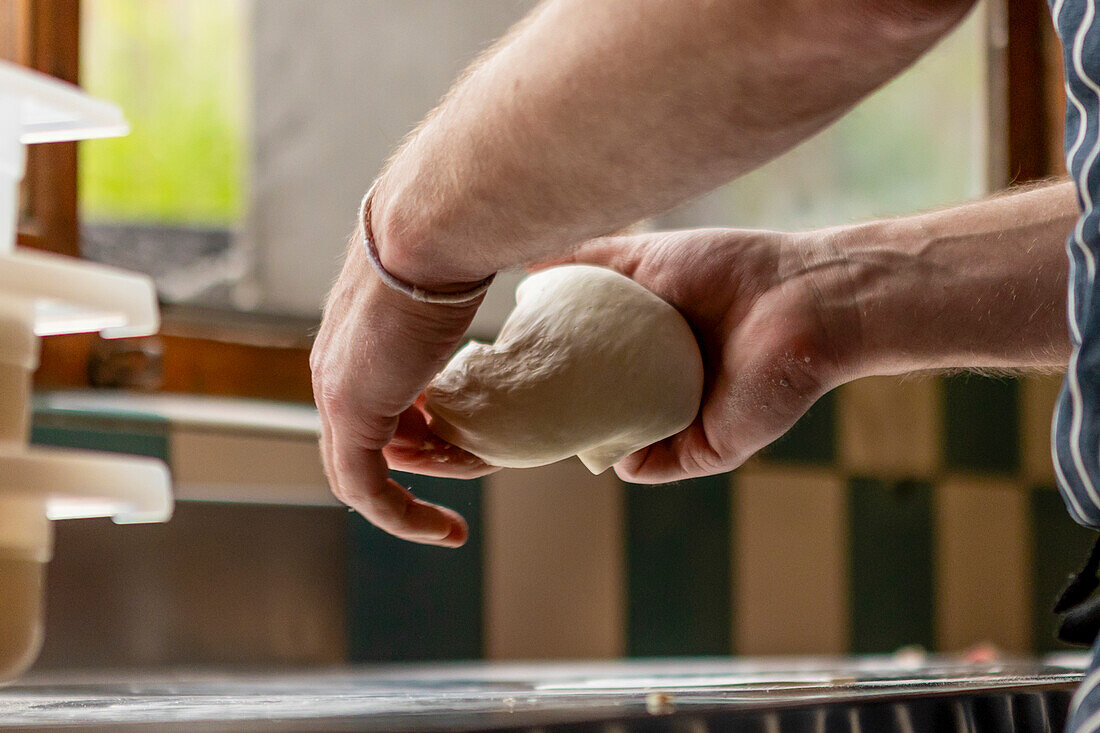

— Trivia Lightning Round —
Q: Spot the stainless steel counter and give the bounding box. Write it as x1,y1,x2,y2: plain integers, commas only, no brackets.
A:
0,656,1087,731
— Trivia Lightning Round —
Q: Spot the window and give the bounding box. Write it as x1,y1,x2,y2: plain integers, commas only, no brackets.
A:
79,0,249,307
14,0,1065,400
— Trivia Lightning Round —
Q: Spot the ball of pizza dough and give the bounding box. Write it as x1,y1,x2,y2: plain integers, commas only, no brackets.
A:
423,264,704,474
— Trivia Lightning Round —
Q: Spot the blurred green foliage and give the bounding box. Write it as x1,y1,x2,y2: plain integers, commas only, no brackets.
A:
79,0,247,225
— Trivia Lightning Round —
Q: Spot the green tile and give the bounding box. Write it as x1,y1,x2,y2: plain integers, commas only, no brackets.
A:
759,389,836,465
849,477,935,653
625,474,733,656
347,472,482,662
30,410,169,461
942,375,1019,473
1030,485,1098,652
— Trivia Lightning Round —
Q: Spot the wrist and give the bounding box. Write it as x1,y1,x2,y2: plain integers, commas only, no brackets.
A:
358,184,495,305
775,227,871,389
811,220,922,380
367,179,497,292
804,217,969,381
781,219,940,386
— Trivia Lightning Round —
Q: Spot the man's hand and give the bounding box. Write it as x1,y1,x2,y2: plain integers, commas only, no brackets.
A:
314,182,1073,536
310,238,496,547
545,229,854,482
545,182,1077,483
309,0,977,540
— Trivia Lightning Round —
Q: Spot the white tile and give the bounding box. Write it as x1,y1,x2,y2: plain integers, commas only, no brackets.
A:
483,459,625,659
733,467,849,654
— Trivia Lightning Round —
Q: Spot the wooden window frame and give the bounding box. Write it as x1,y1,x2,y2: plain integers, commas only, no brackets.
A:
2,0,1065,405
2,0,313,402
2,0,80,257
1003,0,1067,184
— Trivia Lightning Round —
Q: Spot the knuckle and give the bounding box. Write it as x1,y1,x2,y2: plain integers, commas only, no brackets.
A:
313,375,354,416
352,492,410,531
682,448,725,476
309,363,337,404
329,484,350,506
308,336,333,376
352,415,401,451
319,462,348,505
314,385,340,412
330,451,363,482
673,426,728,476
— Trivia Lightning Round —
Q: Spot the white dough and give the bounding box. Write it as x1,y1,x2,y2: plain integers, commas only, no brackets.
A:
423,265,704,474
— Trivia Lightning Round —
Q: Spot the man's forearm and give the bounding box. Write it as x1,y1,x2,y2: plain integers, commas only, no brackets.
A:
814,182,1076,379
371,0,976,287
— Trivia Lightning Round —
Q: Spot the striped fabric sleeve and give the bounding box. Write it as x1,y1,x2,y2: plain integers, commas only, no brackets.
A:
1051,0,1100,531
1067,639,1100,733
1049,0,1100,729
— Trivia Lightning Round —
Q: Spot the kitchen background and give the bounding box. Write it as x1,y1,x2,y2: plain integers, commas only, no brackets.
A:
6,0,1085,669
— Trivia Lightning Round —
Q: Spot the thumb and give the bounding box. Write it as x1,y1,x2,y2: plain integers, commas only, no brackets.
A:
527,235,649,278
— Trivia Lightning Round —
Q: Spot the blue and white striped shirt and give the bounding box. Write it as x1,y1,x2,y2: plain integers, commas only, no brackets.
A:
1050,0,1100,728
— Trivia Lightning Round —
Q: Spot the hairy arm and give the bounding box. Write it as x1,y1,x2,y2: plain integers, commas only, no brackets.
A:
373,0,977,286
555,181,1077,482
313,0,981,544
825,181,1076,379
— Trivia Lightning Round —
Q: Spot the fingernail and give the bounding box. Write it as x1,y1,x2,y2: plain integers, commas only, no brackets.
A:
440,521,467,547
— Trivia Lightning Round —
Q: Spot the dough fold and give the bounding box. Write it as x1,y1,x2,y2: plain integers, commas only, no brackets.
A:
424,265,705,474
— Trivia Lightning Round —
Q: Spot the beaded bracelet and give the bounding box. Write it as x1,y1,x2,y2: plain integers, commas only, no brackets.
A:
358,186,495,305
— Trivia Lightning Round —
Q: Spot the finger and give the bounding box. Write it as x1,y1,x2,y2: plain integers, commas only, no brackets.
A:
384,443,501,479
613,420,732,484
331,433,468,547
385,403,498,477
318,407,340,498
388,399,451,450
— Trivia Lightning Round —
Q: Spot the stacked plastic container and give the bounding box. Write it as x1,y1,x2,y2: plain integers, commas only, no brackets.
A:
0,60,172,681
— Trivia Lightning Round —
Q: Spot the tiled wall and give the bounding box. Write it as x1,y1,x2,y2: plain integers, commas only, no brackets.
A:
347,373,1096,662
29,374,1097,668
